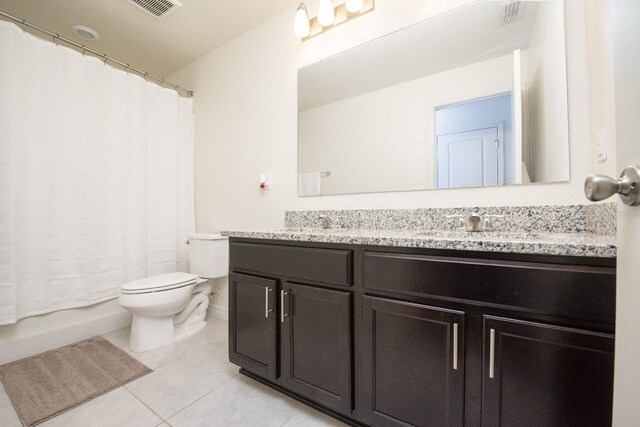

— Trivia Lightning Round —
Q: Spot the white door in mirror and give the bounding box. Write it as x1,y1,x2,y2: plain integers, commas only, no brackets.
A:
437,127,502,189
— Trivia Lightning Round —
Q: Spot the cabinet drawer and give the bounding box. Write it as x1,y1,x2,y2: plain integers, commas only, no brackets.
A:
230,242,352,286
363,251,616,323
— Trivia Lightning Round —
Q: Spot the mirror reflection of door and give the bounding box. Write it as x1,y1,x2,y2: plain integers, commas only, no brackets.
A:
435,93,513,189
437,127,502,188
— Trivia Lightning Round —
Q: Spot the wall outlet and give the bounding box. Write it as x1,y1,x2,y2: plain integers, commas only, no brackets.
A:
596,128,608,163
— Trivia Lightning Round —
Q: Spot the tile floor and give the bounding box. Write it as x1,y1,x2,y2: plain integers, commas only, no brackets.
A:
0,316,347,427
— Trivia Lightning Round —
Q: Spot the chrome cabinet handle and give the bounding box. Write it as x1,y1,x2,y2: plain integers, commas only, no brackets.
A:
489,328,496,379
264,287,272,318
453,323,459,370
280,290,289,323
584,165,640,206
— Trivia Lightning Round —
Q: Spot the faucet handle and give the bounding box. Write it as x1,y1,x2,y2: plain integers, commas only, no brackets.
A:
446,215,466,231
318,214,332,229
482,215,505,232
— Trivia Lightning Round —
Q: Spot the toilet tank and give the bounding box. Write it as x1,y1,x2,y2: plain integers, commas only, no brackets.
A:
187,234,229,279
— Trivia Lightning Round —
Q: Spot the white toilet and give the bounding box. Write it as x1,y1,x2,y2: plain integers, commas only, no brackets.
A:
119,234,229,352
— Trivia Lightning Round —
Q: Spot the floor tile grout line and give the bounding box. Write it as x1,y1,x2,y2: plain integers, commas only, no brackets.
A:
279,412,296,427
163,371,241,423
140,351,191,371
123,387,168,424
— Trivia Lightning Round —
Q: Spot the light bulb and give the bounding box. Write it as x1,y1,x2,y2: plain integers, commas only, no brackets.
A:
345,0,364,13
294,3,310,38
318,0,335,27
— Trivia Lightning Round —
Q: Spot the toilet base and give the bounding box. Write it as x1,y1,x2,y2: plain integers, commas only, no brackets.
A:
128,284,212,352
129,315,174,353
174,319,207,340
128,315,209,352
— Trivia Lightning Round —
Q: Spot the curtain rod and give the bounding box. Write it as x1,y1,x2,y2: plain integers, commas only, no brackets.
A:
0,10,194,97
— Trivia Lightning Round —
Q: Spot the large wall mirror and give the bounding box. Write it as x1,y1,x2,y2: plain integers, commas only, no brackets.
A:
298,0,570,196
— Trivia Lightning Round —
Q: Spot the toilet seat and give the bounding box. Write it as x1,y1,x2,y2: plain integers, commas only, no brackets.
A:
121,272,199,295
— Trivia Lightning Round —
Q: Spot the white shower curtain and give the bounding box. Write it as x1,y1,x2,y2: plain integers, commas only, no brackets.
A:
0,21,195,325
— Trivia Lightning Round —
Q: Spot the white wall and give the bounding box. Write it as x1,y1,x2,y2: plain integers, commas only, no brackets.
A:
167,0,598,314
299,54,513,195
526,0,571,182
584,0,617,177
170,0,594,229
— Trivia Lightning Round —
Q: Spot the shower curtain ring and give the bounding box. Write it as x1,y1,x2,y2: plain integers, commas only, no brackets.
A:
52,34,59,46
81,45,86,57
144,72,148,82
160,79,165,88
125,64,129,74
103,54,108,65
21,19,26,33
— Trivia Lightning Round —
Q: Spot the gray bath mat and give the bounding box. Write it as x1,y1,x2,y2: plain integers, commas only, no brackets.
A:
0,336,152,426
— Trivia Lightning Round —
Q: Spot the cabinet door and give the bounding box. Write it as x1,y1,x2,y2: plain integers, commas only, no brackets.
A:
482,316,614,427
362,296,465,427
229,273,278,380
281,282,352,412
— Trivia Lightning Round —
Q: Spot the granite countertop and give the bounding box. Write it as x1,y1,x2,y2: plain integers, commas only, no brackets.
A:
220,228,617,258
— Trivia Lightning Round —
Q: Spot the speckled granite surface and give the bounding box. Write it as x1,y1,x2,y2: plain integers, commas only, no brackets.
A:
221,228,616,258
586,203,617,236
222,203,617,258
285,203,617,235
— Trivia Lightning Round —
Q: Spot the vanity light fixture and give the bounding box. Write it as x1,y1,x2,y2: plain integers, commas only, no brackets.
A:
294,0,374,41
345,0,365,13
318,0,336,26
294,3,311,38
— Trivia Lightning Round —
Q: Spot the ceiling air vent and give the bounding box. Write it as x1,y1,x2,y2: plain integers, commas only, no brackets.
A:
501,1,523,25
127,0,182,19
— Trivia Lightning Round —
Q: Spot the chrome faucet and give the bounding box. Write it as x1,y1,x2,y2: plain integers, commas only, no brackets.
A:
448,213,504,232
318,215,332,229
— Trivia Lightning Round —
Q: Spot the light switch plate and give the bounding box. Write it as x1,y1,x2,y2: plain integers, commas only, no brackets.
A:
596,128,608,163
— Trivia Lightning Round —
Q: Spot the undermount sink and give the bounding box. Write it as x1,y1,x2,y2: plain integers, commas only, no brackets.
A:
278,228,351,233
275,228,573,241
411,230,466,238
411,230,571,240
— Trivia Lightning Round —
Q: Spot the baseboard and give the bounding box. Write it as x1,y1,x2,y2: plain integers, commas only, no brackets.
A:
0,309,132,365
208,304,228,320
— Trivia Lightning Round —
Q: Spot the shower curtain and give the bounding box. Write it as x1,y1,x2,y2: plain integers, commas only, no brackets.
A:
0,21,195,325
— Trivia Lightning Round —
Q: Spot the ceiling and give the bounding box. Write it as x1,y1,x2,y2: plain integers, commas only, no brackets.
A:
299,1,541,110
0,0,295,77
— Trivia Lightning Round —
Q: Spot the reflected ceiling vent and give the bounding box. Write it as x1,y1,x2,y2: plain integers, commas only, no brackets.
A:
501,1,523,25
127,0,182,19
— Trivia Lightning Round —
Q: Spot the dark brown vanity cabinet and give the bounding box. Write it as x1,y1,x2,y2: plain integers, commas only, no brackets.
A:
361,297,465,427
229,273,278,380
360,250,616,427
228,239,616,427
228,241,354,416
281,282,352,412
481,316,614,427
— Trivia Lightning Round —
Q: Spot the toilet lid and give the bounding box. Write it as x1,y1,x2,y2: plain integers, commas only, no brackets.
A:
121,272,199,294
